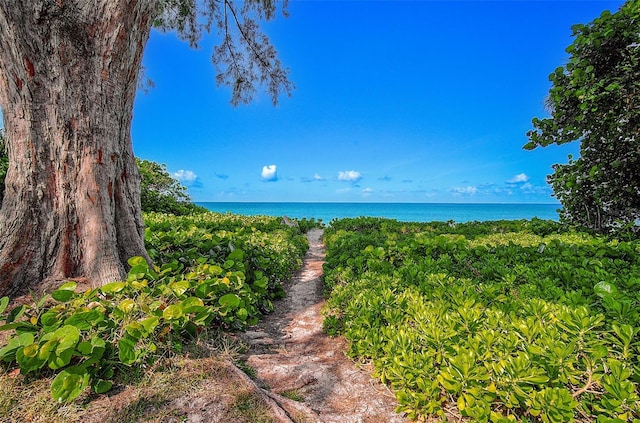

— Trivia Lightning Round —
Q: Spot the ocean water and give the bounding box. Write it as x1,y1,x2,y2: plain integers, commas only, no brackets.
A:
196,202,560,224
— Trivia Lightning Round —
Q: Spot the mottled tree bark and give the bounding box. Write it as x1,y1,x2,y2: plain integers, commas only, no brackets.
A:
0,0,155,296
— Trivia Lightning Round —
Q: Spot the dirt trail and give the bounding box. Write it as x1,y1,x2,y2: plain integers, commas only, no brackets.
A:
240,229,408,423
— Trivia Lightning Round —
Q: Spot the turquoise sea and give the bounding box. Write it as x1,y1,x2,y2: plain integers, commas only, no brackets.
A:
196,202,561,223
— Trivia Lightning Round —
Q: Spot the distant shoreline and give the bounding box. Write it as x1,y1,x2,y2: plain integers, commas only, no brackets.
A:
195,202,561,223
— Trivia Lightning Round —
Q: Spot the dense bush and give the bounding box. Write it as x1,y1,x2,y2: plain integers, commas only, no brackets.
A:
526,2,640,235
0,212,307,403
137,158,207,215
323,217,640,422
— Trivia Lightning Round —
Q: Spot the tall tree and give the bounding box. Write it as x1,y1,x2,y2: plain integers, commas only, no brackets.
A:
0,0,292,296
137,158,205,215
526,0,640,233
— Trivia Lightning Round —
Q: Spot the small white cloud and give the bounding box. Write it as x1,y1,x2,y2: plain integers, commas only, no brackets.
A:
314,173,325,181
451,186,477,196
520,182,533,193
338,170,362,182
362,187,373,194
507,173,529,183
173,169,197,183
261,164,278,182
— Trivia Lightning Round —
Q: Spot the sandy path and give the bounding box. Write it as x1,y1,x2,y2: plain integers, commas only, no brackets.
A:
240,229,408,423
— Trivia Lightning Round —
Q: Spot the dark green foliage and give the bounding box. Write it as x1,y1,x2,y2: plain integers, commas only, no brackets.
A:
295,217,325,233
0,212,307,403
323,217,640,421
136,158,206,215
526,1,640,234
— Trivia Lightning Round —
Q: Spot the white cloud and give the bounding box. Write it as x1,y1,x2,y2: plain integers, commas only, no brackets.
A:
520,182,534,193
451,186,477,196
261,164,278,182
338,170,362,182
362,187,373,194
314,173,325,181
173,169,197,183
507,173,529,183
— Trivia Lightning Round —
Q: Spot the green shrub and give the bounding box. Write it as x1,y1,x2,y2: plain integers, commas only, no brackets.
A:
323,217,640,421
0,212,307,403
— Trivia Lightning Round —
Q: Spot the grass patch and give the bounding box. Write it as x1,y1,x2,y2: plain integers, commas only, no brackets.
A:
230,390,275,423
281,389,304,402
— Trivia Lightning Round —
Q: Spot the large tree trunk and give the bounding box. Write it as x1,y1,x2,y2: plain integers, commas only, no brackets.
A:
0,1,155,296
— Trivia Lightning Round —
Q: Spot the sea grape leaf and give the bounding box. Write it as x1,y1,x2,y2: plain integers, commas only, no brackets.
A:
16,343,46,373
51,366,90,403
140,316,160,335
0,332,34,362
219,293,241,309
117,299,136,314
118,337,137,365
92,379,113,394
100,282,126,294
48,325,81,369
181,297,205,313
162,304,184,320
51,281,77,302
169,280,190,296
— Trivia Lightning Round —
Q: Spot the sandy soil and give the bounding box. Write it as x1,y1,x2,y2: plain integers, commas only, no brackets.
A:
239,229,409,423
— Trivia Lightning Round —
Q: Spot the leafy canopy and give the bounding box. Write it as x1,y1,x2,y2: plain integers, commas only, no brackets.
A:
155,0,294,106
525,1,640,234
136,158,205,215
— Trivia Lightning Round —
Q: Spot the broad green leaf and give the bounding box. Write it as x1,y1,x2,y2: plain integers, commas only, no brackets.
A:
0,296,9,314
124,322,143,340
51,282,77,302
162,304,184,320
169,280,190,296
127,256,148,267
92,379,113,394
64,309,104,331
219,293,241,309
236,308,248,321
48,325,81,369
181,297,204,313
594,281,618,298
16,343,46,373
51,366,90,403
54,325,81,350
0,332,34,362
100,281,126,294
140,316,160,335
228,249,244,261
40,311,59,328
38,338,58,361
77,336,106,361
49,347,74,370
117,299,136,313
118,337,137,365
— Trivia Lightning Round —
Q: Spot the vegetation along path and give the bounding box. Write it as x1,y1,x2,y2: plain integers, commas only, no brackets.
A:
240,228,408,423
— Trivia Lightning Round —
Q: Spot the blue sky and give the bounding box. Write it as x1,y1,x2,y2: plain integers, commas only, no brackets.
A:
53,2,640,203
